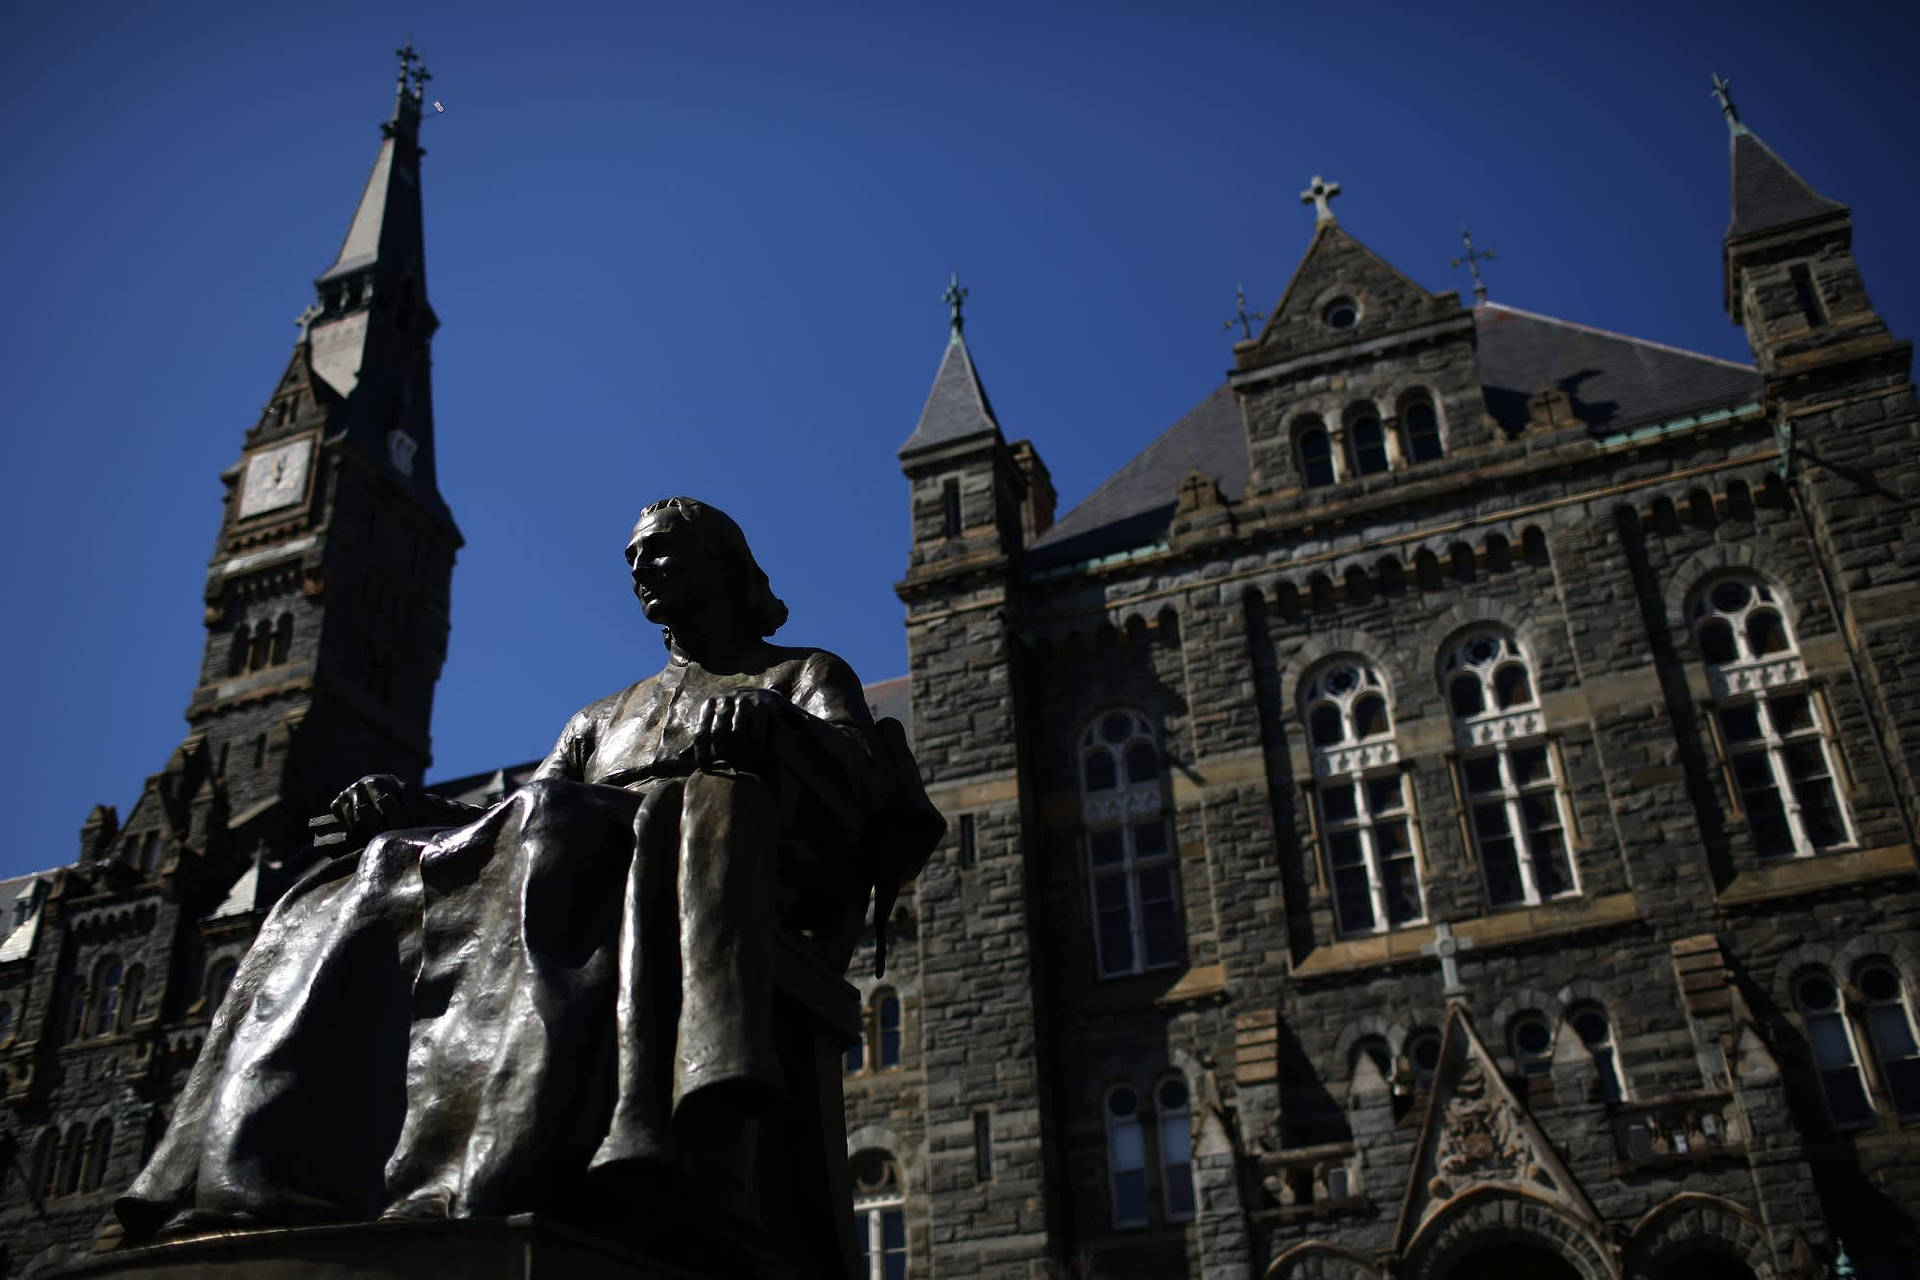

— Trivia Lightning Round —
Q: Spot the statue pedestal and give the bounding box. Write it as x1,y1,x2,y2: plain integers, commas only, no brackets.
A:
57,1216,709,1280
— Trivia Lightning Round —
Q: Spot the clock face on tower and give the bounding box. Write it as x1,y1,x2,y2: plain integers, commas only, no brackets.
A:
238,437,314,518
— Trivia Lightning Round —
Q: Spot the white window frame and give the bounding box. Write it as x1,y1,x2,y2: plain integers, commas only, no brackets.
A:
854,1193,906,1280
1081,709,1179,978
1695,576,1854,859
1857,959,1920,1120
1155,1075,1196,1224
1104,1083,1150,1229
1795,966,1875,1129
1444,629,1579,909
1301,659,1425,935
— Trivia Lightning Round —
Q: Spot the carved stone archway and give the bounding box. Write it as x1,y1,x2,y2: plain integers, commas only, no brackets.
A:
1402,1186,1618,1280
1265,1240,1383,1280
1624,1193,1777,1280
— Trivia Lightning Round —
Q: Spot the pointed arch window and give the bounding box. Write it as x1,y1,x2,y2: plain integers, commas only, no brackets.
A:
56,1125,84,1196
121,965,147,1032
1857,959,1920,1118
271,613,294,665
1080,710,1180,978
1695,576,1851,858
1795,967,1873,1127
1301,659,1423,935
28,1129,55,1203
81,1119,113,1192
1444,629,1577,908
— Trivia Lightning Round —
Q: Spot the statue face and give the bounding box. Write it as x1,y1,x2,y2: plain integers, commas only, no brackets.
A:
626,509,705,625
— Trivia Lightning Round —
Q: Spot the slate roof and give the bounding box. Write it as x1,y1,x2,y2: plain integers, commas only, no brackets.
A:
899,332,1002,455
1729,129,1846,240
1026,304,1760,572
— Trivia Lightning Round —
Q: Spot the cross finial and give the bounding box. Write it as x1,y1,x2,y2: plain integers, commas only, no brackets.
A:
941,271,969,337
1709,73,1744,135
294,302,323,342
1300,175,1341,224
1222,283,1266,341
396,42,420,82
1421,922,1476,1000
1450,226,1496,304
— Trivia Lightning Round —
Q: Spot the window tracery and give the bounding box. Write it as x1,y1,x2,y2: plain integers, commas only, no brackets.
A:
1080,710,1179,977
1302,660,1423,934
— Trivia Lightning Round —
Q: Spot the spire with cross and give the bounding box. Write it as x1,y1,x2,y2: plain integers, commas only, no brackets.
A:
1710,72,1746,136
1222,283,1265,341
1300,175,1341,224
1450,227,1496,304
942,271,969,338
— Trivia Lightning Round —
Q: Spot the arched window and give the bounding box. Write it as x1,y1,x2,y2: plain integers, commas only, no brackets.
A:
1348,411,1390,475
1695,576,1850,858
93,958,125,1037
56,1125,84,1196
1080,710,1180,978
140,831,161,874
1301,659,1423,934
1444,630,1577,908
844,1023,865,1075
121,965,146,1032
271,613,294,665
206,957,239,1012
29,1129,56,1203
1569,1004,1624,1101
1156,1076,1195,1223
1795,967,1872,1127
1857,959,1920,1118
1508,1012,1554,1077
62,983,88,1044
81,1119,113,1192
247,622,272,672
226,627,248,677
1105,1085,1149,1228
1401,396,1444,463
1296,419,1336,488
877,992,902,1070
1404,1029,1442,1092
850,1150,906,1280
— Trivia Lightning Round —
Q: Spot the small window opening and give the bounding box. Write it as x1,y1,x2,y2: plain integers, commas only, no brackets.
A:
1789,264,1826,328
973,1110,993,1182
941,478,962,539
957,813,977,868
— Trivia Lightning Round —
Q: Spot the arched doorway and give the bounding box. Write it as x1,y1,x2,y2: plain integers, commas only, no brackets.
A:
1439,1241,1583,1280
1650,1251,1756,1280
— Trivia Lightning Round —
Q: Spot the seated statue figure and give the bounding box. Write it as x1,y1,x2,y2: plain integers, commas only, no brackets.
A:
117,497,939,1265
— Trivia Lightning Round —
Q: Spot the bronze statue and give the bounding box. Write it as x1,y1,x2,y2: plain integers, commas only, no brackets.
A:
117,498,940,1269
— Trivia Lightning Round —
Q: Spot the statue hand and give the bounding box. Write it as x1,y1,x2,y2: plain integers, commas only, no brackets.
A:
330,773,419,840
694,689,791,773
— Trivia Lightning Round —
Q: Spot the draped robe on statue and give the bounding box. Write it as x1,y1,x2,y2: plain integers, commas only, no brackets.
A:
118,641,886,1236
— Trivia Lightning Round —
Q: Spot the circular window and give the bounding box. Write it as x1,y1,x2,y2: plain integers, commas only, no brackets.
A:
1107,1086,1138,1118
1157,1078,1188,1111
1323,297,1359,329
1510,1013,1553,1061
1570,1008,1610,1048
1859,963,1901,1003
1712,580,1752,613
1795,973,1838,1011
1407,1030,1441,1071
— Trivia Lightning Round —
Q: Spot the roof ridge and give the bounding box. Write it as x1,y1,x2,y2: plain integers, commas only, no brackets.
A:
1476,302,1754,372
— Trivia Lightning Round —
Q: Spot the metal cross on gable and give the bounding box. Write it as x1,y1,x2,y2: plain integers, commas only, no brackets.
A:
1451,227,1496,304
1422,921,1476,1000
942,272,969,334
1222,282,1265,341
1710,72,1740,129
1300,175,1341,224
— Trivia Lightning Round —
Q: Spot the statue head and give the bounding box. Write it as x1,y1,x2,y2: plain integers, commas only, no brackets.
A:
626,497,789,639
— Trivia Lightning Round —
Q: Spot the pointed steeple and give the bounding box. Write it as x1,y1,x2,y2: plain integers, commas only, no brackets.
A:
899,274,1002,456
1712,75,1847,241
307,46,438,407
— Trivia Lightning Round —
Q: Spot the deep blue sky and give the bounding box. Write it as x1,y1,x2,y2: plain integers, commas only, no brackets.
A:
3,2,1916,880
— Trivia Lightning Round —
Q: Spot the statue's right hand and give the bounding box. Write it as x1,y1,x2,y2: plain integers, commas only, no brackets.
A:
330,774,418,840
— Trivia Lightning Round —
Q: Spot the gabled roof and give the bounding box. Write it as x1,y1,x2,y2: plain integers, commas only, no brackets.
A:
1474,303,1759,437
899,332,1002,456
1025,305,1759,572
1728,129,1846,240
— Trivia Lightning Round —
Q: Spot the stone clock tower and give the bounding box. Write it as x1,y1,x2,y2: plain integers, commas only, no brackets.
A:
191,45,461,846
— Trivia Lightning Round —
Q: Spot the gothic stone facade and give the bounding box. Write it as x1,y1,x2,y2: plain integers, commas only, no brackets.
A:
1,84,1916,1280
856,120,1920,1280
